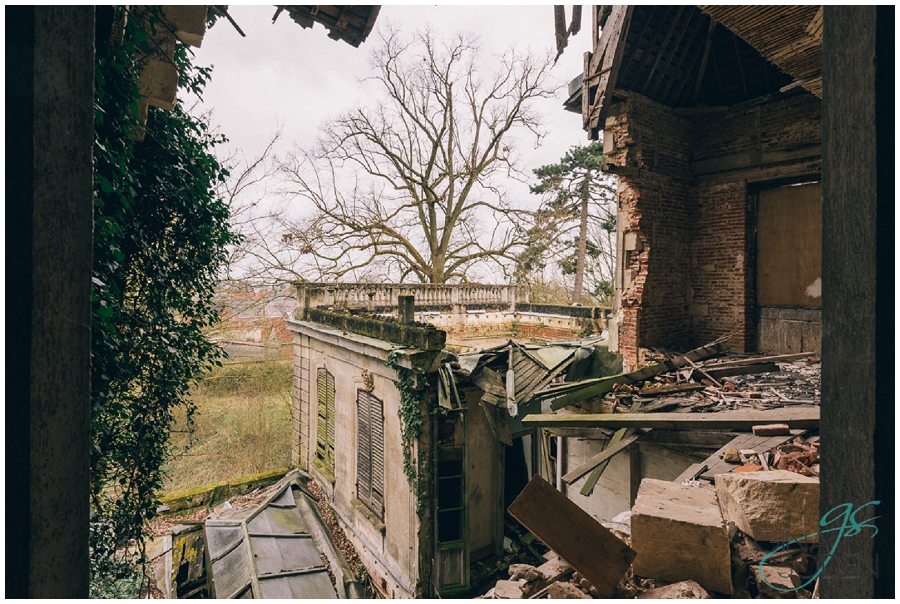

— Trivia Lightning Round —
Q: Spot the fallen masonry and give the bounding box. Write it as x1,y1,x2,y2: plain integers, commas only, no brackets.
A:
631,479,733,595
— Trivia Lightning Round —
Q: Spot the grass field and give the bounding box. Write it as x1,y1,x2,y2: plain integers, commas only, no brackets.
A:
161,359,293,494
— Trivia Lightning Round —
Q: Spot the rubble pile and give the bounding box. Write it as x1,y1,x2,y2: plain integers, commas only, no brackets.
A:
481,462,822,598
475,342,825,599
571,353,821,416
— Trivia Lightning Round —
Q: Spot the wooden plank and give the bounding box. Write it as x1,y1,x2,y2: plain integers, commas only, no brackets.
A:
473,366,506,398
545,342,727,410
692,145,822,175
641,430,739,448
691,17,717,104
701,362,779,380
508,476,636,598
522,408,819,431
637,382,706,397
589,5,634,134
564,430,642,483
630,398,683,413
578,428,628,495
701,352,816,369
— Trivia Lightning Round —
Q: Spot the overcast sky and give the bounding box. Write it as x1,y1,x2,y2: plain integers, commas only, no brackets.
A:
192,5,593,197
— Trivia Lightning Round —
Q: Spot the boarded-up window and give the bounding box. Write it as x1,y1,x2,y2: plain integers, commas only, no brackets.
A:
757,182,822,308
315,368,335,475
356,389,384,518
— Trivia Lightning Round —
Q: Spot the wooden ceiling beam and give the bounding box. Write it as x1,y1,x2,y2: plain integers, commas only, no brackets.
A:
646,9,694,99
711,46,726,100
691,17,718,104
640,6,682,95
732,31,749,98
664,15,712,104
619,7,655,85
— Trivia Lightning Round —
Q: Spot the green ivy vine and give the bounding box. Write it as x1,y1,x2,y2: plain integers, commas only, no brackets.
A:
90,6,236,595
384,349,430,512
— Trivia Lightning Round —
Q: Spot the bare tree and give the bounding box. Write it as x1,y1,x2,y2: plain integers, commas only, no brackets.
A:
218,128,321,285
278,28,557,283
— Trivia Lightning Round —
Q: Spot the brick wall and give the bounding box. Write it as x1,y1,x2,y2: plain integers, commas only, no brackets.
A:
604,90,821,367
606,94,694,363
693,93,821,163
691,180,753,349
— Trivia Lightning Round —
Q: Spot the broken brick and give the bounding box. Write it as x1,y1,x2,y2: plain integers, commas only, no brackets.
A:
752,423,790,436
733,464,764,473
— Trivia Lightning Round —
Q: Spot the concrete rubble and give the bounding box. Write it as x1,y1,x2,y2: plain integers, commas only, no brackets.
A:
476,428,823,599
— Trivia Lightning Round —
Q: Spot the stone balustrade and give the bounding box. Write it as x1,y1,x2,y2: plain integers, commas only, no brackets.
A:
295,282,529,313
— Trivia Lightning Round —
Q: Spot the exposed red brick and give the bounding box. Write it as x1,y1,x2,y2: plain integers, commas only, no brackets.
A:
604,90,821,369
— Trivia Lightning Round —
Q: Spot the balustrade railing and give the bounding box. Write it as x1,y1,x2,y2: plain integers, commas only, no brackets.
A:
296,282,529,312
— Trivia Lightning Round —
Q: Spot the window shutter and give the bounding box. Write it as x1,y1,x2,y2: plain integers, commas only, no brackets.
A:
369,393,385,517
356,390,372,504
316,368,328,460
325,371,335,469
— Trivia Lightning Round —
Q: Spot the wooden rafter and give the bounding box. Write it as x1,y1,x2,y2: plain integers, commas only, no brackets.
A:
640,6,682,95
691,17,718,104
711,46,725,99
619,7,656,85
583,5,634,138
663,16,710,104
732,31,749,98
646,9,694,99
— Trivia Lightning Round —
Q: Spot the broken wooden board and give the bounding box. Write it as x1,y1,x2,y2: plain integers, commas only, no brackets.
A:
700,362,780,380
544,342,728,410
672,430,805,483
637,383,707,397
565,429,643,484
579,428,628,495
700,352,816,369
481,400,513,446
522,408,819,431
641,430,738,449
508,475,636,598
473,366,506,402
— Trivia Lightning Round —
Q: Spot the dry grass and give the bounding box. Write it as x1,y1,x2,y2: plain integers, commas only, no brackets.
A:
161,359,293,493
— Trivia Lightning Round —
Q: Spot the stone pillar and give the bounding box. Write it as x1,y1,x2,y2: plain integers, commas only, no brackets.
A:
398,294,415,324
295,283,309,319
6,6,94,598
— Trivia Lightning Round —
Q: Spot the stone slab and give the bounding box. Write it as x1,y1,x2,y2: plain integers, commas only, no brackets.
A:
547,581,591,599
636,579,711,599
631,479,732,595
715,470,819,543
493,580,523,599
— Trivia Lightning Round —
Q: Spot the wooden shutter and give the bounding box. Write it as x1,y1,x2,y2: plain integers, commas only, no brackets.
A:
316,368,335,473
356,389,384,518
356,389,372,505
369,392,385,517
